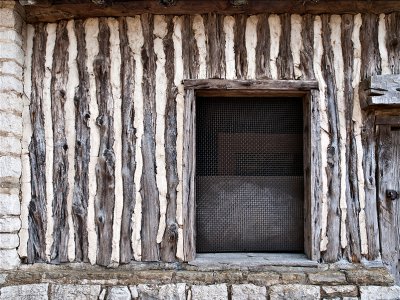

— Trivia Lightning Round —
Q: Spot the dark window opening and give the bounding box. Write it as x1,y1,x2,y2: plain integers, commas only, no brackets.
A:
196,96,304,253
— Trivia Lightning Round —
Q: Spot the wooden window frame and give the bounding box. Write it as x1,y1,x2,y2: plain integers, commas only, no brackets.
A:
182,79,320,261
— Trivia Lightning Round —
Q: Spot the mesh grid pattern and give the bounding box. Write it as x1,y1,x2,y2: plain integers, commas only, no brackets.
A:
196,97,304,253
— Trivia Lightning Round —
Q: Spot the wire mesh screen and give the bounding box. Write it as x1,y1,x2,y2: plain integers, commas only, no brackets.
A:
196,97,304,253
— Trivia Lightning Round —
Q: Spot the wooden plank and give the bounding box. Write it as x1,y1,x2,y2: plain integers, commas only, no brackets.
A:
360,13,381,260
361,74,400,108
300,14,315,80
28,23,48,263
160,16,179,262
204,13,225,79
140,14,160,261
118,17,136,264
385,12,400,75
24,1,400,23
49,20,70,264
321,14,341,262
182,88,196,261
234,14,247,79
376,115,400,125
93,18,116,266
277,13,294,80
184,79,318,90
72,19,90,263
255,14,271,79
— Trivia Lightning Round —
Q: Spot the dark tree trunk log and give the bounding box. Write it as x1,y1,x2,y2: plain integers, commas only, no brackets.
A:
140,14,160,261
94,18,116,266
234,14,247,79
385,12,400,75
50,20,70,264
300,14,315,80
255,14,271,79
204,13,226,79
72,19,90,263
28,23,48,264
277,13,294,79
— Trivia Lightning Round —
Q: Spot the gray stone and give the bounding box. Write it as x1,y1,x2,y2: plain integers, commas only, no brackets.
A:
308,271,347,285
129,286,138,299
247,272,280,286
321,285,358,297
0,283,48,300
51,284,102,300
346,268,395,285
191,284,228,300
0,273,7,284
137,284,186,300
231,284,267,300
0,6,23,32
0,60,23,79
0,156,21,178
0,248,19,269
0,233,19,248
0,193,20,216
0,136,21,156
106,286,131,300
343,297,359,300
0,43,24,64
360,286,400,300
0,217,21,232
0,92,23,114
0,29,23,47
269,284,320,300
0,74,23,93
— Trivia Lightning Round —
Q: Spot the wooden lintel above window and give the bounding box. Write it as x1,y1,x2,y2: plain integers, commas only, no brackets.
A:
21,0,400,23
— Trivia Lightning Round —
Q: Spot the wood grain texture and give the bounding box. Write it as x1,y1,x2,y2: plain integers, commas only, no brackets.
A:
255,14,271,79
50,20,70,264
360,13,381,260
160,16,179,262
277,13,294,79
28,23,48,264
140,14,160,261
72,19,90,263
94,18,116,266
321,15,341,262
204,13,226,79
118,17,136,264
300,14,315,80
184,79,318,90
234,14,247,79
385,12,400,75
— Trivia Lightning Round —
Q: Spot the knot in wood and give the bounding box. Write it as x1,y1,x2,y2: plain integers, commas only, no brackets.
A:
168,222,178,242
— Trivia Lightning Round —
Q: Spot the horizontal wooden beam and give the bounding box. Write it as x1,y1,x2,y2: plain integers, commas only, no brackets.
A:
184,79,319,92
360,74,400,109
22,0,400,23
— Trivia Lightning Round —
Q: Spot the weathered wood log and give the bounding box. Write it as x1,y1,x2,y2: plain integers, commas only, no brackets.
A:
160,16,179,262
204,13,226,79
118,17,136,264
72,19,90,263
385,12,400,75
234,14,247,79
255,14,271,79
189,15,200,79
182,15,191,80
361,75,400,108
50,20,70,264
28,23,48,264
341,14,361,262
360,13,381,260
140,14,160,261
277,13,294,79
93,18,116,266
321,14,341,262
300,14,315,80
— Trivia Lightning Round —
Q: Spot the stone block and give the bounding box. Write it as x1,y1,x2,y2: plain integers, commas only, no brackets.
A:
232,284,267,300
308,271,347,285
51,284,101,300
191,284,228,300
269,284,320,300
0,8,23,32
346,268,395,285
0,60,23,79
0,156,21,178
106,286,131,300
0,233,19,248
0,111,22,135
0,273,7,284
0,92,23,114
0,75,23,94
137,284,186,300
0,136,21,155
342,298,359,300
129,286,138,298
321,285,358,297
360,286,400,300
0,283,48,299
280,272,307,284
0,217,21,232
0,193,20,216
0,29,23,47
0,248,19,269
247,272,280,286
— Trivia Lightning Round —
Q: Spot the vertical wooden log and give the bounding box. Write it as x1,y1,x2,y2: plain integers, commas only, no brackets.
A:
72,19,90,263
160,17,179,262
182,15,191,79
234,14,247,79
204,13,225,79
28,23,48,263
255,14,271,79
50,20,70,263
321,15,341,262
360,13,381,260
140,14,160,261
93,18,116,266
188,15,200,79
118,17,136,264
300,15,315,80
341,14,362,262
277,13,294,79
385,12,400,75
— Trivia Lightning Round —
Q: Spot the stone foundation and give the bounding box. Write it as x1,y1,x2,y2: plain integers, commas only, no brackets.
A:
0,261,399,299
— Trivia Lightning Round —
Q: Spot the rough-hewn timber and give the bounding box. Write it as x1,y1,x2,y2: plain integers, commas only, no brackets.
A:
234,14,247,79
277,13,294,79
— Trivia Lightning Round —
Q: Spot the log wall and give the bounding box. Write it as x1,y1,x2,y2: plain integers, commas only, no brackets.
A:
20,13,399,265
